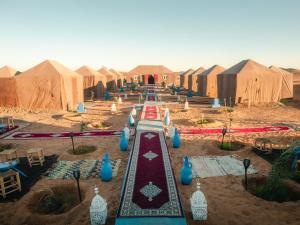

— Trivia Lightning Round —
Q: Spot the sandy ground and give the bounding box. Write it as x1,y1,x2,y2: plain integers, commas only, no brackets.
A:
0,96,300,225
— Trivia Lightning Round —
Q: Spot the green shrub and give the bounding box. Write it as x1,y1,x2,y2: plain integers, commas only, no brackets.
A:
34,185,80,214
73,145,97,155
0,143,14,152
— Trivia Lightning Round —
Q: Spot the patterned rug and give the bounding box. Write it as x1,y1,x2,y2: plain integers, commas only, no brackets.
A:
117,130,184,219
3,130,122,140
141,105,161,121
0,155,58,202
146,95,156,101
190,155,257,178
0,123,29,139
46,159,121,179
179,126,291,135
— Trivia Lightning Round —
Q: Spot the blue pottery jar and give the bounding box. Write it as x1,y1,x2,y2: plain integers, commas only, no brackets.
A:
173,128,181,148
119,131,128,151
99,153,112,181
180,156,193,185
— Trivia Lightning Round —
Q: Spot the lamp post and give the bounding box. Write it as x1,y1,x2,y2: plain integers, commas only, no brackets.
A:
221,127,227,146
73,169,82,202
70,132,75,154
243,159,251,190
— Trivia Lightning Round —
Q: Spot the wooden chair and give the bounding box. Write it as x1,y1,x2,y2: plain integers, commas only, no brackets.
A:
27,148,45,167
254,138,272,153
0,149,18,162
0,169,21,198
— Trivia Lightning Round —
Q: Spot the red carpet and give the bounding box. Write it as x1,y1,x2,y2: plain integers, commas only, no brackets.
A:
179,126,291,135
141,105,161,120
4,130,121,140
117,130,184,217
147,95,156,101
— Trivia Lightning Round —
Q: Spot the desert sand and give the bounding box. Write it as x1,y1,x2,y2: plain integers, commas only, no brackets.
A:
0,95,300,225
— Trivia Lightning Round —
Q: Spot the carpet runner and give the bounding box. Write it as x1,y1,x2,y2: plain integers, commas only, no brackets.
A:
179,126,291,135
3,130,121,140
0,123,29,139
141,105,161,121
116,90,186,225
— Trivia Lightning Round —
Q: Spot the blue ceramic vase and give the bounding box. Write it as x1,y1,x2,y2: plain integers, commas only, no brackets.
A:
173,128,181,148
180,156,193,185
99,153,113,181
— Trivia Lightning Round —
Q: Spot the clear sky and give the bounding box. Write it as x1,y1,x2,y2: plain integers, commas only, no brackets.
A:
0,0,299,72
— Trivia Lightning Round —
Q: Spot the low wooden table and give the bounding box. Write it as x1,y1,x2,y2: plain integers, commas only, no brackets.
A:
0,169,21,198
0,149,18,162
27,148,45,167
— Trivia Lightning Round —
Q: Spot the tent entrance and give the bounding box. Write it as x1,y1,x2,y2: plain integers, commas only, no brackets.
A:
148,75,155,84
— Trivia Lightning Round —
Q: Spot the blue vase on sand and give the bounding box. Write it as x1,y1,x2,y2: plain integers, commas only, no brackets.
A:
99,153,112,182
180,156,193,185
173,128,181,148
119,131,128,151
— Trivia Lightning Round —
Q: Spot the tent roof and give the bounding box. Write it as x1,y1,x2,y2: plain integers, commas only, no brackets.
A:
269,65,293,76
181,68,195,77
19,60,81,78
200,65,225,77
128,65,173,75
0,65,18,77
76,65,106,78
98,67,116,78
190,67,205,76
221,59,272,75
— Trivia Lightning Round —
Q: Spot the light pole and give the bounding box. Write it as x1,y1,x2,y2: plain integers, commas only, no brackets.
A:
243,159,251,190
70,132,75,154
221,127,227,146
73,169,82,202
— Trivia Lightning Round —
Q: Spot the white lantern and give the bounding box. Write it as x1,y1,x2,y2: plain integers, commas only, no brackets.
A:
190,182,207,220
111,103,117,113
124,94,128,99
177,95,181,102
123,124,130,140
131,107,137,117
90,187,107,225
184,100,189,110
118,96,122,104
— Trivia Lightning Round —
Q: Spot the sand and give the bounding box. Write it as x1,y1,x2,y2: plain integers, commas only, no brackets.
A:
0,97,300,225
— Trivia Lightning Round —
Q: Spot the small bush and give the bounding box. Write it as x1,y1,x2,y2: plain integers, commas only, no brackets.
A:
73,145,97,155
219,141,245,151
31,185,81,214
0,143,14,152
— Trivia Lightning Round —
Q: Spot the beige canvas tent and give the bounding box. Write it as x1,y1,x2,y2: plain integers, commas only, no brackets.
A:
76,66,107,100
180,69,194,89
198,65,225,97
98,67,117,91
0,65,18,77
0,66,19,107
16,60,83,110
217,59,283,104
188,67,205,92
109,68,124,88
269,66,293,99
285,69,300,101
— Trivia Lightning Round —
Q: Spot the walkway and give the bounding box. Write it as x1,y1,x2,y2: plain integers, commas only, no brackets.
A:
115,88,186,225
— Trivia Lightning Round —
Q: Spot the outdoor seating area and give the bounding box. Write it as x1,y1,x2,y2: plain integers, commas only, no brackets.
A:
0,84,299,225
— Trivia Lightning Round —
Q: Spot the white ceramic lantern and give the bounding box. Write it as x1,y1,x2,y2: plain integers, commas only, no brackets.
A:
111,103,117,113
184,100,189,110
123,124,130,140
118,96,122,104
190,182,207,221
90,187,107,225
